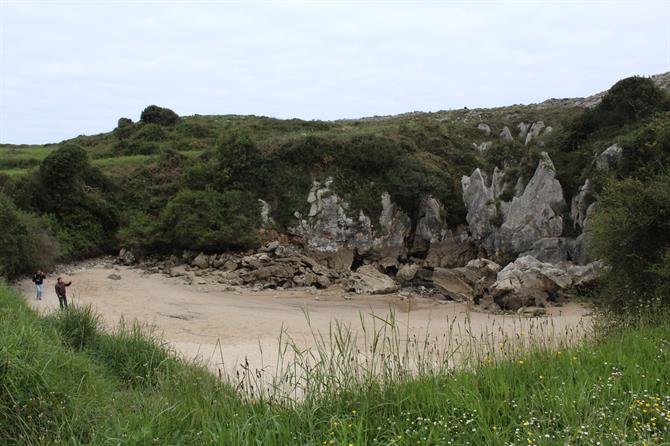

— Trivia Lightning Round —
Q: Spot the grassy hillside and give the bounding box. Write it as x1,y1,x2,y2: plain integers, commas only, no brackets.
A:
1,283,669,445
1,75,669,279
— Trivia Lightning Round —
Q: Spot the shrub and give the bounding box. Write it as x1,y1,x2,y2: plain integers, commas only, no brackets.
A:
597,76,667,127
115,117,134,139
44,304,100,351
589,172,670,307
159,189,261,251
133,123,167,142
140,105,179,126
0,195,35,278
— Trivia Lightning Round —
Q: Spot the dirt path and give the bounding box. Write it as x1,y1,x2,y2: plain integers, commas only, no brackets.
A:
18,264,592,378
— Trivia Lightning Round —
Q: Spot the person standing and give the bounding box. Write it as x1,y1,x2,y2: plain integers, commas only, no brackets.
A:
55,277,72,309
32,270,46,300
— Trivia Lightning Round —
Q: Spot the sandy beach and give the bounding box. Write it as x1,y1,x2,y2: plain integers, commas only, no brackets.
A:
18,263,592,379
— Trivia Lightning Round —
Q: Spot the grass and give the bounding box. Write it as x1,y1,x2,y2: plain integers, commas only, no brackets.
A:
1,282,669,445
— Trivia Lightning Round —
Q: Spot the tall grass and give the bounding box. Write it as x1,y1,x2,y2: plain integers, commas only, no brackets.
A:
1,282,669,445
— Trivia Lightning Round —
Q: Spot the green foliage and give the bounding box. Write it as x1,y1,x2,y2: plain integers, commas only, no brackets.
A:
589,172,670,307
114,117,134,139
134,123,167,142
598,76,668,127
2,283,670,445
45,304,100,351
0,195,35,278
140,105,179,126
215,130,267,191
158,189,260,251
39,144,89,198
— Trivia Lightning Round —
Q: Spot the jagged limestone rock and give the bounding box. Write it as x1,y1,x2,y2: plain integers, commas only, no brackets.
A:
499,126,513,143
462,153,567,261
522,237,578,264
498,152,566,255
570,179,594,230
517,122,530,141
524,121,546,145
462,168,497,241
373,193,412,268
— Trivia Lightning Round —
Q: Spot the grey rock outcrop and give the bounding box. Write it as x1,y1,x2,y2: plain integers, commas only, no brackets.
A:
524,121,546,145
431,258,501,302
497,152,566,255
570,179,594,230
487,255,602,310
477,123,491,136
295,179,413,270
517,122,530,141
348,265,399,295
595,144,622,171
462,153,567,260
499,126,514,143
191,253,210,269
411,197,476,267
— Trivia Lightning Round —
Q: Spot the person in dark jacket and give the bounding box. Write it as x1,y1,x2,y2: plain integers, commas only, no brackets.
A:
55,277,72,309
32,271,46,300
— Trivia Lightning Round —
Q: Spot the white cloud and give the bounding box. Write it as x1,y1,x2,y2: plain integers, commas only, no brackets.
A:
0,1,668,143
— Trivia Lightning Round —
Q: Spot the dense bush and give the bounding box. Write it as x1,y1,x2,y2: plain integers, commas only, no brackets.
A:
114,117,134,139
0,195,35,278
140,105,179,126
133,123,167,142
589,172,670,306
158,189,261,251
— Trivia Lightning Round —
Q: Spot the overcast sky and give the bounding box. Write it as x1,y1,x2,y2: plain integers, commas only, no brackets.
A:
0,1,668,144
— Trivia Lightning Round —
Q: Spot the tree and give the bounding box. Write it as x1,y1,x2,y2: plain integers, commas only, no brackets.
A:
140,105,179,126
589,172,670,306
0,195,35,279
159,189,260,251
597,76,667,127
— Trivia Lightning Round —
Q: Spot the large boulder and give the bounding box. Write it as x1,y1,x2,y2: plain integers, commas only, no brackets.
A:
477,123,491,136
595,143,622,171
499,126,514,143
488,255,571,310
431,258,501,302
487,255,602,310
349,265,399,295
191,253,210,269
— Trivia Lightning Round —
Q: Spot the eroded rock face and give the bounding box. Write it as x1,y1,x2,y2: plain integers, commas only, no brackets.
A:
295,179,414,270
498,152,566,255
373,193,412,268
461,153,567,261
571,179,594,230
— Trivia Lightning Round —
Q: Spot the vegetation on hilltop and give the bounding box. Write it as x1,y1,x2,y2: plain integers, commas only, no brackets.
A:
0,75,669,286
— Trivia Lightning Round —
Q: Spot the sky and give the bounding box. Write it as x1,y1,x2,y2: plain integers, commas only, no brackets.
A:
0,1,668,144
